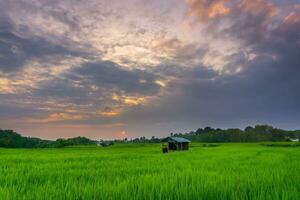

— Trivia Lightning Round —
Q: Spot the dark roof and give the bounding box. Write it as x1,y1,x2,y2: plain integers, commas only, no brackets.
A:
162,137,191,143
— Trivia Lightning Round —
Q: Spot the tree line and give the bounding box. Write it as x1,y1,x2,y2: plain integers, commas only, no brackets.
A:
0,129,96,148
170,125,300,143
116,125,300,143
1,124,300,148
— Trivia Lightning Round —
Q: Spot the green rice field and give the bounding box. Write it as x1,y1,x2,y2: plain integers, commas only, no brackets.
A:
0,143,299,200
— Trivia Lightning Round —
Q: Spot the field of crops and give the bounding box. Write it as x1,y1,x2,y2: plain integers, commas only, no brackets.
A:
0,143,299,200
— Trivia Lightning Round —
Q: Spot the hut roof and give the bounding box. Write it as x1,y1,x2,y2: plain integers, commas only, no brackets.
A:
162,137,191,143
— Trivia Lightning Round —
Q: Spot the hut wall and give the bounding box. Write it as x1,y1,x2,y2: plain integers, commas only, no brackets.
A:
167,141,189,151
168,142,177,150
182,142,189,150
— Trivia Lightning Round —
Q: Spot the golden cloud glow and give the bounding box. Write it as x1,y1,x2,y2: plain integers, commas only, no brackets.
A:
155,80,166,87
208,1,230,18
112,93,121,101
0,78,15,94
0,77,37,94
124,96,146,106
112,93,148,106
98,111,120,117
27,113,86,123
98,109,122,117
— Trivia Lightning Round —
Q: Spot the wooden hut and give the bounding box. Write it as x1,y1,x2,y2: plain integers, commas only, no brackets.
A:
161,137,191,152
289,138,299,142
98,141,114,147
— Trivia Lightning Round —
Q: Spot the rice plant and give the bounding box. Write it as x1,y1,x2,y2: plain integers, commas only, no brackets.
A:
0,143,299,200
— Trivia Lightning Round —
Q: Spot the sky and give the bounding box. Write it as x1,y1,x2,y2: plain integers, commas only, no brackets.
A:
0,0,299,139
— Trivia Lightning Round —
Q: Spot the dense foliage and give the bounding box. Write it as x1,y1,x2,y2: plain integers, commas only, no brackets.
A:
120,125,300,144
1,124,300,148
54,137,97,147
172,125,300,143
0,129,96,148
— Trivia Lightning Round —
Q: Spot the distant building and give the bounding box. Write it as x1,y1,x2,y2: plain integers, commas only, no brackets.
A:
161,137,191,152
98,141,114,147
289,138,299,142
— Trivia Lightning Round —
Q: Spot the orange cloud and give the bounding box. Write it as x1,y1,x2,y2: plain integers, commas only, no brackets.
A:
208,1,231,18
98,108,122,117
0,78,37,94
186,0,231,21
284,4,300,24
112,93,148,106
27,113,86,123
124,96,146,106
186,0,279,22
155,80,167,87
98,111,120,117
0,78,15,94
239,0,279,18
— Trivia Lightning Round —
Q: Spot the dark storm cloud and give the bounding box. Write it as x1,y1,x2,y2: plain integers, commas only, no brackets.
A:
30,60,161,102
0,0,81,32
122,59,300,128
221,1,300,84
0,103,39,119
31,76,110,112
72,61,161,96
0,18,84,73
27,60,162,114
35,78,87,99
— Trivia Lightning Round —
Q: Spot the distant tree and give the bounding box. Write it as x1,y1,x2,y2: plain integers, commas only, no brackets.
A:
244,126,253,132
254,125,274,134
203,126,214,133
195,128,203,135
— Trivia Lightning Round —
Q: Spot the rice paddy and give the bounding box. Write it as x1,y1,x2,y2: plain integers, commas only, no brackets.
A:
0,143,299,200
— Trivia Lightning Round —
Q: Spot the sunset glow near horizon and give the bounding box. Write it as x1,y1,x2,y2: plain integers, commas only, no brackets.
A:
0,0,299,139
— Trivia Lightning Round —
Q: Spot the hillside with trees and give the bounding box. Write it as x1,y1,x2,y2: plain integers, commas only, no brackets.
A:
171,125,300,143
0,129,96,148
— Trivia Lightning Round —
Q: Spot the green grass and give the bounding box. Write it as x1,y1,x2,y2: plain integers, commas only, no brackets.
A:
0,143,299,200
261,142,300,147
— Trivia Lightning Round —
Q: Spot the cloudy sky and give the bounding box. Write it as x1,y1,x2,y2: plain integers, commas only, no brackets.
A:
0,0,299,139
